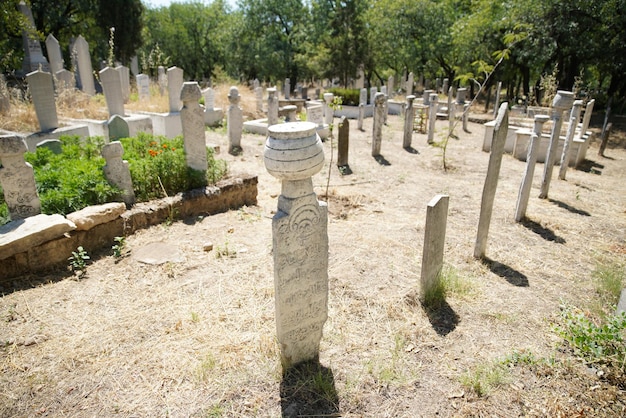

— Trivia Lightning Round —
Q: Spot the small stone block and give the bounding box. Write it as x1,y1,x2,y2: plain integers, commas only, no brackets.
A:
0,214,76,260
66,202,126,231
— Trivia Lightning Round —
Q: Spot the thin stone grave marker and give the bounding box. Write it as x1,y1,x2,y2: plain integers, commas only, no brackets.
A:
74,35,95,95
227,86,243,154
45,34,64,74
102,141,135,207
99,67,125,117
267,88,279,127
558,100,584,180
167,66,184,113
337,116,349,168
420,194,450,298
0,135,41,220
181,82,207,171
372,92,385,157
26,70,58,132
403,95,416,149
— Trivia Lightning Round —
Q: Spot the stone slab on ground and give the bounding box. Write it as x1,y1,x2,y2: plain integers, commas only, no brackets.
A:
0,214,76,260
133,241,184,265
66,203,126,231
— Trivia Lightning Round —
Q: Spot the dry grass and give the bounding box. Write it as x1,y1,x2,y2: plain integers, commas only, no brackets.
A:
1,102,626,416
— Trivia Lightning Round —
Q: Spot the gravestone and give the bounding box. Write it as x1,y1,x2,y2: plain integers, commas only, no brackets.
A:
359,88,368,105
448,86,455,136
136,74,150,101
74,35,95,95
284,78,290,99
420,194,450,298
357,103,365,131
158,66,167,96
130,56,139,76
427,93,438,144
102,141,135,207
474,103,509,259
227,86,243,154
18,2,50,74
369,87,377,105
578,99,595,140
456,88,467,104
167,66,184,113
0,135,41,220
284,105,298,122
0,75,9,114
617,289,626,316
45,34,64,74
515,115,549,222
255,86,263,112
323,93,334,126
356,65,365,89
387,75,394,96
436,78,441,93
307,105,323,127
263,122,328,368
203,87,215,110
406,72,414,95
116,65,130,103
108,114,130,142
403,95,416,149
55,69,74,90
442,78,449,95
371,92,385,157
539,91,574,199
180,82,207,171
99,67,125,117
267,88,279,127
337,116,349,168
36,139,62,154
253,78,260,89
558,100,584,179
423,89,433,105
26,70,58,132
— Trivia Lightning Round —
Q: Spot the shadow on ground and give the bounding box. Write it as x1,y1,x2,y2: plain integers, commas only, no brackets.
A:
482,257,529,287
422,299,459,336
548,199,591,217
280,360,340,418
576,159,604,174
374,155,391,166
521,217,567,243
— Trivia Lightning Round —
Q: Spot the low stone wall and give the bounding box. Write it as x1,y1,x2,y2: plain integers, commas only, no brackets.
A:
0,174,257,282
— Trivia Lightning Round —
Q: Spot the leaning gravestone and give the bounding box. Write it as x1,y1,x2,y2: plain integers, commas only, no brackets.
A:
116,65,130,103
337,116,349,168
227,86,243,154
102,141,135,207
558,100,584,180
263,122,328,368
474,103,509,259
130,56,139,76
167,66,184,113
0,136,41,220
99,67,125,117
180,82,207,171
427,93,438,144
18,1,50,74
36,139,62,154
26,70,58,132
55,69,74,90
74,35,95,95
359,88,368,106
420,194,450,299
45,34,64,74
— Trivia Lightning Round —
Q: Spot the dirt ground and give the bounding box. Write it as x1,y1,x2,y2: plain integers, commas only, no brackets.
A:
1,109,625,417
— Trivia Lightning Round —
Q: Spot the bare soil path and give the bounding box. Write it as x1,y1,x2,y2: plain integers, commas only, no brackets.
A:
1,112,625,417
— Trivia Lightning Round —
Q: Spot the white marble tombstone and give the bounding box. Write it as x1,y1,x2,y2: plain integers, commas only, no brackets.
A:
74,35,95,95
167,66,184,113
372,92,385,157
420,194,450,298
180,82,208,171
307,105,324,127
116,65,130,103
403,95,416,149
26,70,58,132
99,67,125,117
267,88,279,127
558,100,584,179
0,135,41,220
227,86,243,154
45,34,64,74
136,74,150,101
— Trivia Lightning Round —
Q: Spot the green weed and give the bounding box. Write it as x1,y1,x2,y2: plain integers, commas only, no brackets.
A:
460,361,509,397
112,236,127,258
68,246,90,278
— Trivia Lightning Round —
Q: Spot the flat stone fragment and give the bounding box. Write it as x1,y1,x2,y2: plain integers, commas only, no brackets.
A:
66,202,126,231
0,214,76,260
133,241,184,265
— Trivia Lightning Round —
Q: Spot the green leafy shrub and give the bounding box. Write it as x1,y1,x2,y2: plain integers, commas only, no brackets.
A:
327,87,361,106
120,133,227,201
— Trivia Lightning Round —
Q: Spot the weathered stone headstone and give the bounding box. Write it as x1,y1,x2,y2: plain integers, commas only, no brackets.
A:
463,103,470,133
474,103,509,259
108,114,130,142
74,35,95,95
158,66,167,96
617,289,626,316
420,194,450,298
372,92,385,157
387,75,394,96
307,105,323,127
323,92,334,126
136,74,150,101
369,87,377,105
0,135,41,220
0,75,10,114
406,72,414,95
442,78,449,95
255,86,263,112
403,95,416,149
55,69,74,90
494,81,502,117
99,67,125,117
558,100,584,180
167,66,184,113
263,122,328,368
423,89,434,106
45,34,64,74
539,91,574,199
284,105,298,122
227,86,243,154
435,78,441,93
358,103,365,131
130,56,139,76
36,139,62,154
180,82,208,171
102,141,135,207
267,88,279,127
456,88,467,104
18,2,50,74
359,88,367,105
448,86,455,136
284,78,290,99
515,115,549,222
427,93,438,144
356,65,365,89
203,87,215,110
337,116,349,168
578,99,595,140
253,78,260,89
26,70,58,132
116,65,130,103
